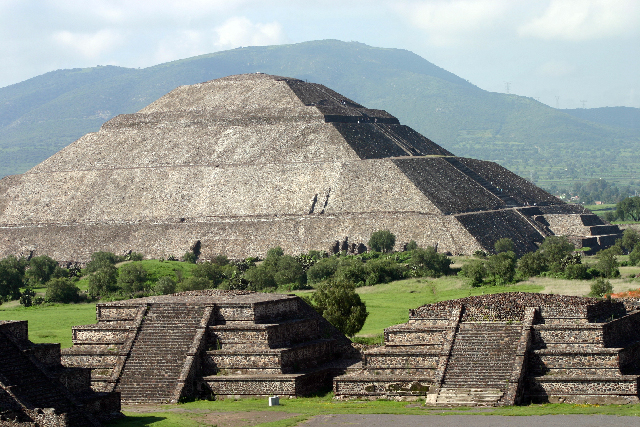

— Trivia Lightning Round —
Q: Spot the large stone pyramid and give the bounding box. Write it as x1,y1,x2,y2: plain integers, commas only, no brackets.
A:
0,74,621,262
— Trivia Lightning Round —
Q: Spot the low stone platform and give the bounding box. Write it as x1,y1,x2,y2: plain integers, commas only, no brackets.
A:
62,290,359,404
334,293,640,406
0,320,121,426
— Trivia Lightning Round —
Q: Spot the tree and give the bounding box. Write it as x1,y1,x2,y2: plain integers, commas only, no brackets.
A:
619,228,640,253
494,238,515,254
88,265,118,298
311,279,368,337
26,255,59,287
85,252,121,274
409,247,452,277
517,251,547,278
485,251,516,285
460,259,487,287
595,248,620,278
117,263,149,294
243,265,276,291
307,257,339,284
0,255,28,301
630,244,640,266
589,278,613,298
45,278,80,303
538,236,575,272
368,230,396,253
192,262,225,288
616,196,640,221
154,276,177,295
176,276,211,292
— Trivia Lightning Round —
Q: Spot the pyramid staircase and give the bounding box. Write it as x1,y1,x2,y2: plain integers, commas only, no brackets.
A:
62,292,359,403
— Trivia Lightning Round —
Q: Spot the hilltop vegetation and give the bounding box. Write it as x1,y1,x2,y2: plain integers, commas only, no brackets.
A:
1,40,638,193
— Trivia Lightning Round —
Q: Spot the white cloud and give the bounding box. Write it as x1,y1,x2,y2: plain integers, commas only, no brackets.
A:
536,60,575,78
53,29,125,59
519,0,640,41
394,0,513,46
214,17,286,50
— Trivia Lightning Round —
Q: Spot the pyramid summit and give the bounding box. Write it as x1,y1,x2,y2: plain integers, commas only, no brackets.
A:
0,73,621,261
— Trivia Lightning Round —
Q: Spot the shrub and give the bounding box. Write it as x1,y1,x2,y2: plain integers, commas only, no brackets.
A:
117,263,149,294
494,238,515,254
364,258,405,286
630,244,640,266
368,230,396,253
335,258,367,286
176,277,211,292
154,276,177,295
0,255,28,301
243,265,276,291
85,252,121,274
620,228,640,253
563,263,591,280
460,260,486,287
26,255,59,287
595,248,620,279
19,287,36,307
272,255,305,287
485,251,516,285
517,251,547,278
45,278,80,303
211,255,230,266
473,250,487,259
182,251,197,264
405,240,419,251
311,279,368,337
192,262,225,288
539,236,575,272
409,247,451,277
88,265,118,298
589,278,613,298
306,257,339,284
126,252,144,261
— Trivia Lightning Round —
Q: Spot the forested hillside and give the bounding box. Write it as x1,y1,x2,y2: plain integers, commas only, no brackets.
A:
1,40,638,196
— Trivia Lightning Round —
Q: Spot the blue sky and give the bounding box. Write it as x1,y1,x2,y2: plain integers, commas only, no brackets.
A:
1,0,638,108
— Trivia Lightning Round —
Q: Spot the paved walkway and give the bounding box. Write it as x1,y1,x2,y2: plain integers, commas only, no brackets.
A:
300,414,639,427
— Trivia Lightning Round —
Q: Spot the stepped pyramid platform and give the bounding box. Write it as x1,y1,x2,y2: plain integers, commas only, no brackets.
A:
334,293,640,406
61,290,360,404
0,320,121,426
0,73,621,262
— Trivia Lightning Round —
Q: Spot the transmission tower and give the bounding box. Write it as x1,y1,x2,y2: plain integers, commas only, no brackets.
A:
555,96,560,109
504,82,511,94
580,100,587,109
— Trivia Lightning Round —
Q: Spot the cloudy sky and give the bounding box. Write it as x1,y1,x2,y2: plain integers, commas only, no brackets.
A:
1,0,638,109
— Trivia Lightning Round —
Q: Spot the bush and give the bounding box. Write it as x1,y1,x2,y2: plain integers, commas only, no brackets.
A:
563,263,591,280
0,255,28,301
368,230,396,253
409,247,452,277
335,258,367,286
311,279,368,337
273,255,305,287
405,240,419,251
154,276,177,295
494,238,515,254
630,244,640,266
85,252,121,274
485,251,516,285
88,265,118,298
539,236,575,272
176,277,211,292
595,248,620,278
19,287,36,307
460,259,487,287
243,265,276,291
26,255,59,287
517,251,547,278
364,258,405,286
126,252,144,261
182,251,197,264
117,263,149,294
307,257,339,284
192,262,225,288
589,277,613,298
45,278,80,303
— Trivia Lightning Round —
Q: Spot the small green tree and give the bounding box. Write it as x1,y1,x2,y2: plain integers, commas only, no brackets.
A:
0,255,28,301
539,236,575,272
192,262,225,288
311,279,368,337
154,276,177,295
616,196,640,221
335,258,367,286
619,228,640,253
589,277,613,298
273,255,305,287
460,259,487,287
405,240,419,251
88,265,118,298
26,255,59,287
176,276,211,292
517,251,547,278
368,230,396,253
494,238,515,254
182,251,197,264
595,248,620,278
485,251,517,285
307,257,339,284
85,251,121,274
409,247,452,277
629,244,640,266
45,278,80,303
117,263,149,294
19,287,36,307
243,265,277,291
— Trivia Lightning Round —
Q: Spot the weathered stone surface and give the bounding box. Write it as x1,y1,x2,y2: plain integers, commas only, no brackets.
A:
0,73,622,262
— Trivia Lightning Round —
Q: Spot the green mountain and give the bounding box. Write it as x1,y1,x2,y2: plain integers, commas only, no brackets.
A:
1,39,639,193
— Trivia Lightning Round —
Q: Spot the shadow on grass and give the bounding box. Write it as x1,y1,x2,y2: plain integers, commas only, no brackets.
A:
105,415,167,426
